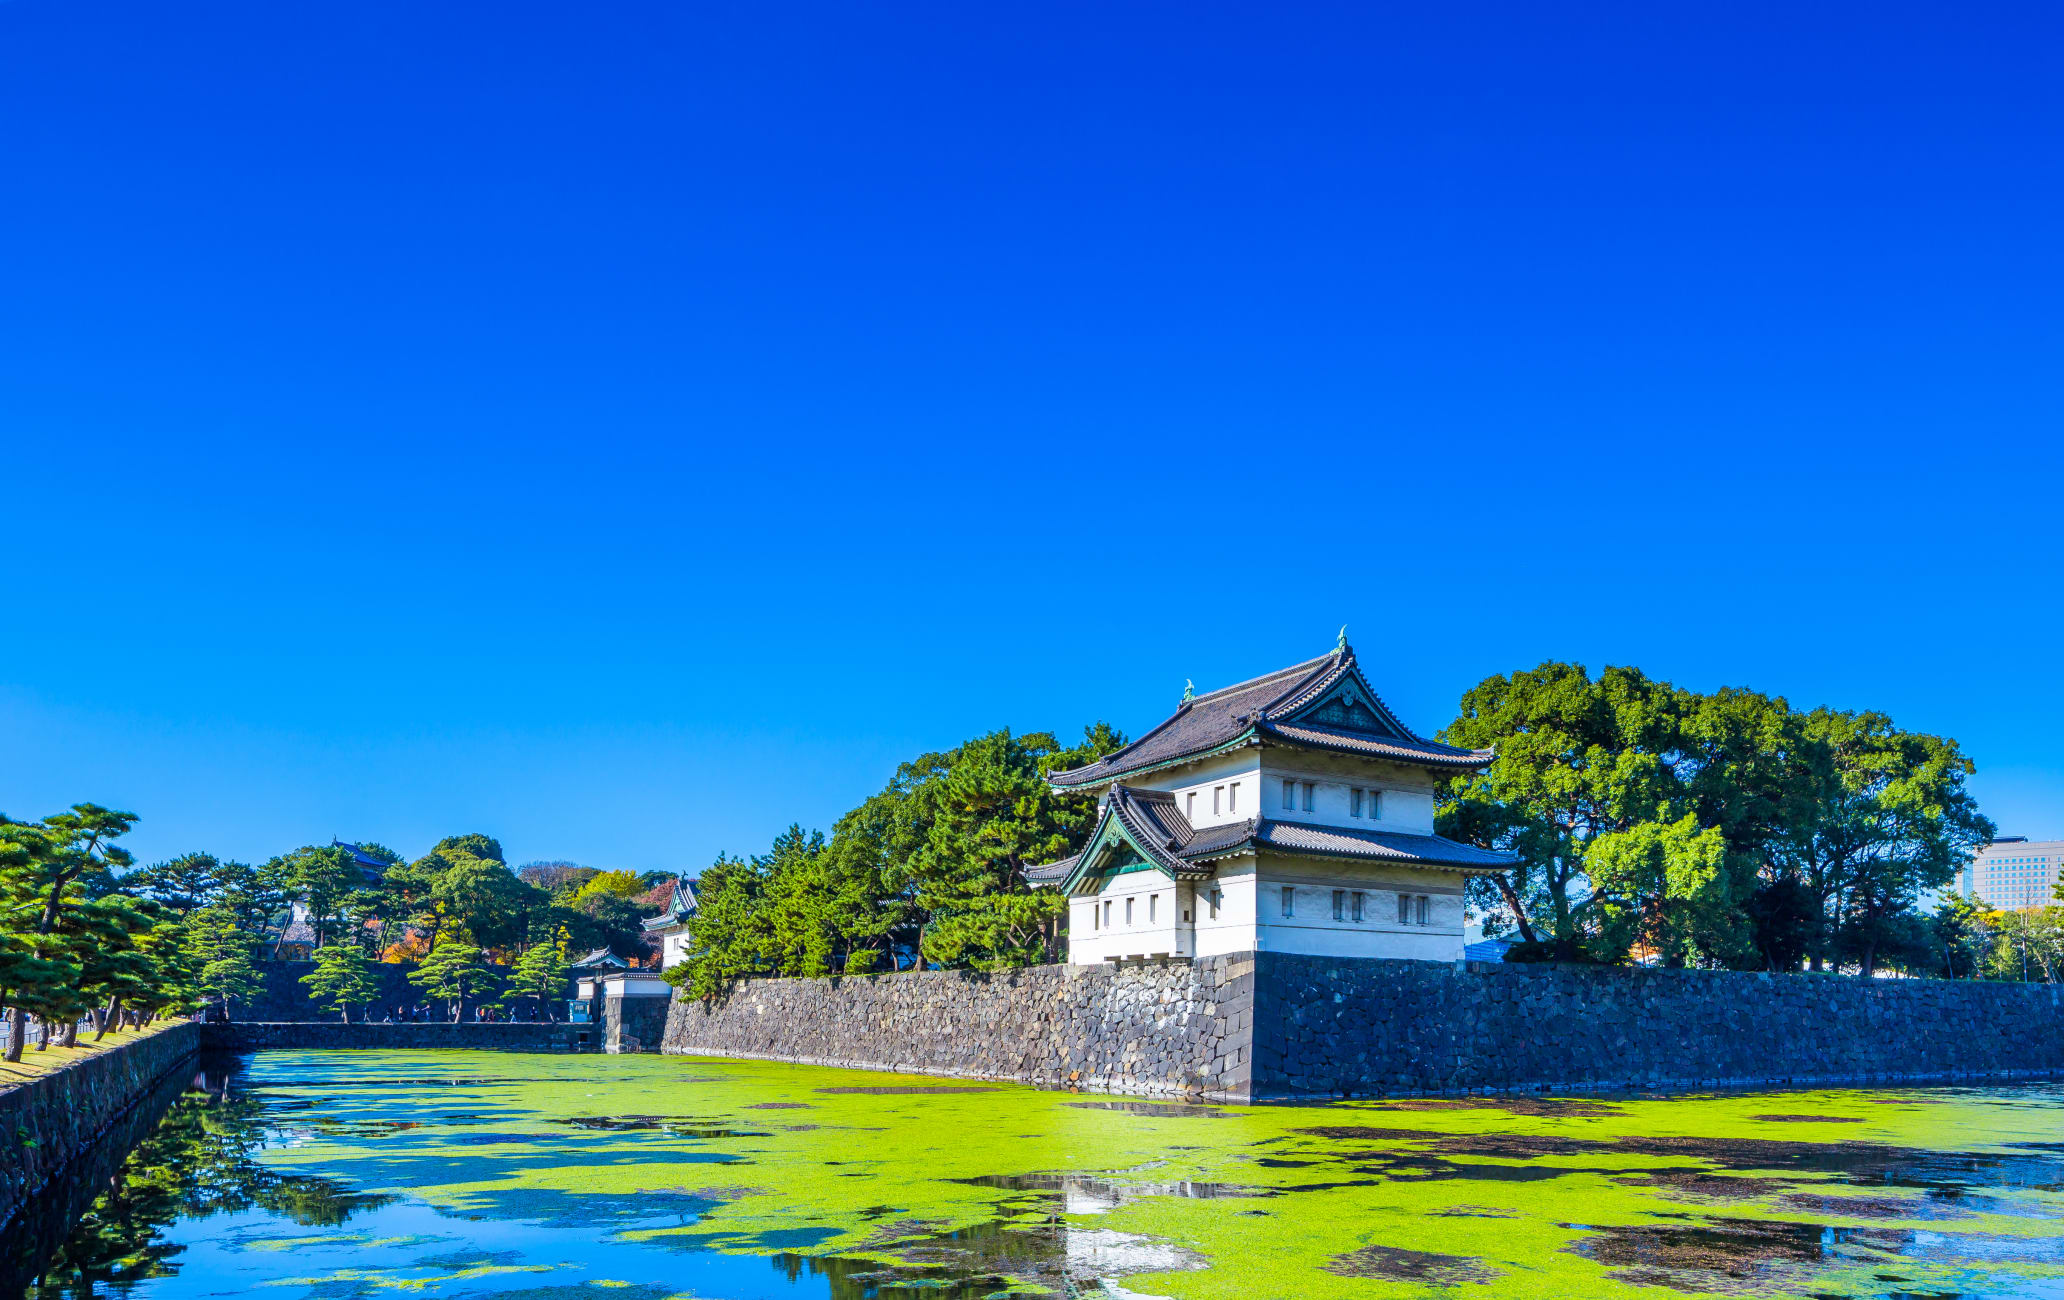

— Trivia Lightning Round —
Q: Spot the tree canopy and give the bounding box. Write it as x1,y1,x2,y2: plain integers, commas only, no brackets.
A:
1439,662,1994,971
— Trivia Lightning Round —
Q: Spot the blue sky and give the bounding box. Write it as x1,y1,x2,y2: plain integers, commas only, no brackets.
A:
2,1,2059,873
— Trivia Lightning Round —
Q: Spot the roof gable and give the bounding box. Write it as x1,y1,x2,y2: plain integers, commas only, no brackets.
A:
1048,640,1491,788
1271,665,1407,740
1059,804,1171,895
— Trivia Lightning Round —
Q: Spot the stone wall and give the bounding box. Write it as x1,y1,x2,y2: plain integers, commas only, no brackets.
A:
663,956,1254,1099
663,952,2064,1101
0,1023,200,1235
199,1021,597,1053
605,996,670,1054
0,1051,197,1294
1254,954,2064,1097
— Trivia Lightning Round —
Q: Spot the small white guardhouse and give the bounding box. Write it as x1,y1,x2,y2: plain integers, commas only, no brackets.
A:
1029,636,1516,964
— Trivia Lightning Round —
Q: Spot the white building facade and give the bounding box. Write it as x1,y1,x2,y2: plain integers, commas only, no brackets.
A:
1963,837,2064,911
1030,639,1515,965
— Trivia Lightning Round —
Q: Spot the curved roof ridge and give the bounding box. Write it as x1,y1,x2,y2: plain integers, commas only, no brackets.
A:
1185,651,1337,706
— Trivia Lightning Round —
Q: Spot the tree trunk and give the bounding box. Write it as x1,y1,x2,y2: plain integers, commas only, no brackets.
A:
1491,872,1539,945
96,998,121,1041
60,1018,80,1048
3,1007,23,1064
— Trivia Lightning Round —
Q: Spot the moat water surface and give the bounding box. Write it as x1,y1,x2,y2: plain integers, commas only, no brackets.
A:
21,1050,2064,1299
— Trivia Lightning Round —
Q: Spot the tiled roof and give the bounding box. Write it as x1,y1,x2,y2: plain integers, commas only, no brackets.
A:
638,874,701,931
1048,644,1491,787
1464,937,1514,962
1036,783,1517,892
331,839,391,884
1259,722,1487,768
570,947,630,969
1248,820,1516,871
1024,855,1078,884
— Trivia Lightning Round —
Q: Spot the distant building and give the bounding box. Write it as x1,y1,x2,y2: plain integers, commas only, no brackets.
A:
331,840,393,885
1029,636,1517,965
640,875,700,969
277,841,394,959
1964,837,2064,910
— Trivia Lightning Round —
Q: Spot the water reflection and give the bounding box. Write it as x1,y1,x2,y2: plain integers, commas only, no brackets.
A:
17,1058,395,1298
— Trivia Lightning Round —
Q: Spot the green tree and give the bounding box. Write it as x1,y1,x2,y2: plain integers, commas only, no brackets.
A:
508,930,570,1020
300,944,380,1022
901,726,1119,970
570,870,644,908
1439,664,1683,959
1772,708,1994,976
210,858,291,943
408,939,492,1020
70,894,168,1042
124,852,222,918
1585,813,1748,968
671,853,773,999
0,804,137,1060
268,845,365,950
187,904,263,1020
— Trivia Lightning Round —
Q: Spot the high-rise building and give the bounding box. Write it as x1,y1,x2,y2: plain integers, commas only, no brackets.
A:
1964,837,2064,910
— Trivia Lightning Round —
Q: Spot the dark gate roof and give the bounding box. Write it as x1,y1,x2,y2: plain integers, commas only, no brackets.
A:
1047,640,1491,789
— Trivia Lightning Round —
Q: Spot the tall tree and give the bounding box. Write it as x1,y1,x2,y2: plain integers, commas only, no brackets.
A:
301,945,380,1022
125,852,223,918
187,904,263,1020
900,726,1120,970
268,845,365,950
1438,664,1683,959
1771,708,1994,976
0,804,137,1060
508,929,570,1020
408,939,493,1020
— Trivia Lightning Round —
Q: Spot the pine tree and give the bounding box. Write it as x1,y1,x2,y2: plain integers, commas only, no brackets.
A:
301,944,381,1022
188,905,263,1020
509,932,570,1021
408,939,491,1021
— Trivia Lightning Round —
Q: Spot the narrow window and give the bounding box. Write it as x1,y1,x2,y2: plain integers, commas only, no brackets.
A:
1369,790,1383,819
1125,897,1134,925
1302,781,1316,811
1209,889,1221,920
1092,901,1100,930
1350,788,1363,817
1186,791,1196,821
1283,778,1297,811
1213,785,1224,815
1397,893,1410,924
1417,895,1430,926
1331,889,1345,921
1183,908,1191,922
1281,886,1295,918
1149,894,1158,924
1229,781,1240,812
1352,891,1365,922
1102,900,1112,928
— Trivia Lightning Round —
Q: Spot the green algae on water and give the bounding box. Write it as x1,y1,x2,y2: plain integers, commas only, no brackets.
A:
30,1050,2064,1300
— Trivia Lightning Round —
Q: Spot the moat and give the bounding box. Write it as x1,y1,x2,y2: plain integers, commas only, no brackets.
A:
20,1049,2064,1299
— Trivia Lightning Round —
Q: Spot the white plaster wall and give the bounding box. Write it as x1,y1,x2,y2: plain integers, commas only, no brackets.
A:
1261,753,1439,834
1068,870,1191,963
660,929,693,969
1190,857,1260,958
1131,752,1264,831
1250,855,1466,962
